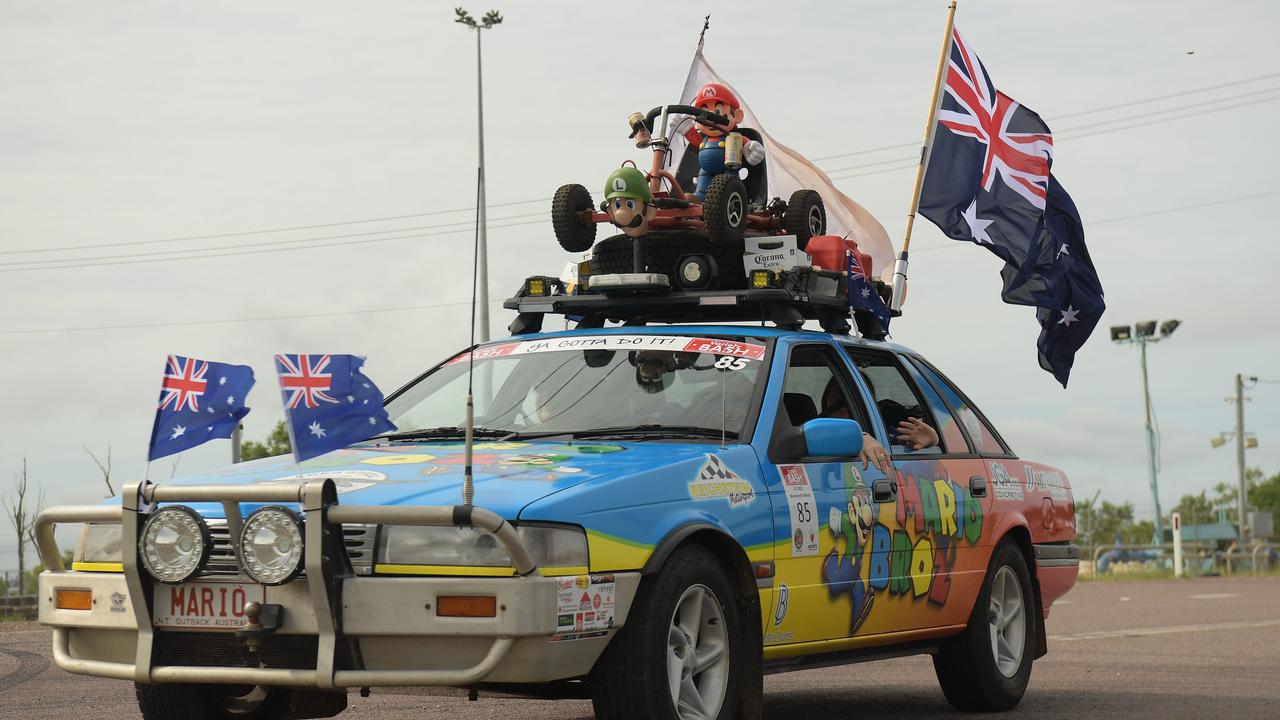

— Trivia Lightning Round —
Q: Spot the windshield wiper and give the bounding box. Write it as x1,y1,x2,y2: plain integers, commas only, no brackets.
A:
566,425,740,441
374,426,511,442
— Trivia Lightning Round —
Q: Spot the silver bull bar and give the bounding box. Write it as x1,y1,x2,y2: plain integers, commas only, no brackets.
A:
35,478,539,688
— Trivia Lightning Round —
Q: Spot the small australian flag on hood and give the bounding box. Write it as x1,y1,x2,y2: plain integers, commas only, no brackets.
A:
274,354,396,462
148,355,254,461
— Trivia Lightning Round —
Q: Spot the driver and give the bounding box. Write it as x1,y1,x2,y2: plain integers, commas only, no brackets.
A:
683,83,765,200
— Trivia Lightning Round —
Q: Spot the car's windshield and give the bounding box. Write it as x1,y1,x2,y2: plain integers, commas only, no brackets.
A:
383,334,771,441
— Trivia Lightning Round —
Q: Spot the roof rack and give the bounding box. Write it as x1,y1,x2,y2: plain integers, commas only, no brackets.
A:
503,267,890,340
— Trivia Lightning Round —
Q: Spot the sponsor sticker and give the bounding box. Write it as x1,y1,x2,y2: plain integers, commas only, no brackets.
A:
687,455,756,507
551,574,616,642
779,465,819,556
255,470,384,494
990,463,1023,501
448,336,766,364
361,454,436,466
1025,465,1069,501
773,584,789,626
110,591,127,613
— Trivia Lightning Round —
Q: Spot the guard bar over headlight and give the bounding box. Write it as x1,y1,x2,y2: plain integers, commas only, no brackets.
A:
377,522,588,570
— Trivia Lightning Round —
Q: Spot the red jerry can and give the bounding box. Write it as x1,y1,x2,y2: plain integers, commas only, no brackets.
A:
805,235,874,279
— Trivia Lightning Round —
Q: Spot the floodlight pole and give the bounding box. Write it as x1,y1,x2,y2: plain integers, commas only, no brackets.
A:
455,8,503,342
1137,336,1164,544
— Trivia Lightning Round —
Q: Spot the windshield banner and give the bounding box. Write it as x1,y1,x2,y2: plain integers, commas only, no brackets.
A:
446,335,767,366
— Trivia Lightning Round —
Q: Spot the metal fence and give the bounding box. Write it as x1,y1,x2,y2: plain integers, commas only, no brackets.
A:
1083,542,1279,578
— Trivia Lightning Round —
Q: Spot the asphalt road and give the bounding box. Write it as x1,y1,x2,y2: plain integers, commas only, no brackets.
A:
3,575,1277,719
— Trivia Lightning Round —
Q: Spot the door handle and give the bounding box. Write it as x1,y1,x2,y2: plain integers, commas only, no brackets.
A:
873,478,896,503
969,475,988,498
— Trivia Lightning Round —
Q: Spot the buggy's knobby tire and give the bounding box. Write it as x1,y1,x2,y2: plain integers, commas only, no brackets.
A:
590,232,747,290
932,539,1036,712
589,545,746,720
552,183,598,253
702,174,748,245
135,683,294,720
782,189,826,251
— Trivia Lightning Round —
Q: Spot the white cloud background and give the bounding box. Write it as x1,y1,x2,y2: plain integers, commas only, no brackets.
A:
3,0,1279,568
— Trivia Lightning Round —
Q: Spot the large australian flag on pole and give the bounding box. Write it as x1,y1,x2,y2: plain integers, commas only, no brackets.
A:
274,354,396,462
918,28,1105,386
148,355,254,460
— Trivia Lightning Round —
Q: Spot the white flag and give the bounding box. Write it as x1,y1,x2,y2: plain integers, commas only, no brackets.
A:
671,48,895,274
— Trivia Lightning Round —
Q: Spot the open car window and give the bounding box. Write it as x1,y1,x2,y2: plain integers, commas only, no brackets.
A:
843,348,943,456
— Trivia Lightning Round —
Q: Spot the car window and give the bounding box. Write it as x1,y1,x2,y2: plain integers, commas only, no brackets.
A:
910,358,1009,455
901,359,970,454
843,348,942,456
779,344,871,430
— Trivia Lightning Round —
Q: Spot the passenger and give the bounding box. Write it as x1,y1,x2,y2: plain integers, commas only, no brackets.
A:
820,378,938,469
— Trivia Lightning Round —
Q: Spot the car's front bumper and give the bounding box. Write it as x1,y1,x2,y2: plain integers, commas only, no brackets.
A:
36,479,639,688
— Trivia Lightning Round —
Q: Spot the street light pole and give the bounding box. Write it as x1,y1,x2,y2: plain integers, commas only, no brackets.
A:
455,8,503,342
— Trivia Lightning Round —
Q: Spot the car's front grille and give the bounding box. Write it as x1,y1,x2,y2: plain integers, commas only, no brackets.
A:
155,630,319,669
204,520,376,576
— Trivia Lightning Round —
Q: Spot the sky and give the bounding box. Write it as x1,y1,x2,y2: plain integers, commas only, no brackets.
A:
2,0,1279,569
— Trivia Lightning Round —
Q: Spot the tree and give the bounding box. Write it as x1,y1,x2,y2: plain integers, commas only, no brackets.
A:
1169,491,1215,528
1075,498,1149,546
84,443,114,497
3,459,44,595
1251,472,1280,520
240,421,292,461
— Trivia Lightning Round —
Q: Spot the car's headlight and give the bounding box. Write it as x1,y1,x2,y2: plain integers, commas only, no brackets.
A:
238,506,305,585
76,523,123,565
140,506,212,584
378,523,588,570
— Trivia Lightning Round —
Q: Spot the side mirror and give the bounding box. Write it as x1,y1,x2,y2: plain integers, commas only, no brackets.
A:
801,418,863,458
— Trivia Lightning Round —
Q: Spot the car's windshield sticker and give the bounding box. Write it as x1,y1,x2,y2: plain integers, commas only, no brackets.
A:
446,335,767,366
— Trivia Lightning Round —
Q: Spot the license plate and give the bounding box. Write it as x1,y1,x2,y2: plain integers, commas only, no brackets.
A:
153,580,265,630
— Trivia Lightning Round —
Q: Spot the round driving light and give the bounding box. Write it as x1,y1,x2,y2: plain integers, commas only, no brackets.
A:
139,506,211,584
675,254,715,290
238,506,305,585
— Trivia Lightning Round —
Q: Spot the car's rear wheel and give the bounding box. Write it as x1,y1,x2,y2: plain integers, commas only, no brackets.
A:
552,183,598,253
590,545,745,720
932,538,1036,712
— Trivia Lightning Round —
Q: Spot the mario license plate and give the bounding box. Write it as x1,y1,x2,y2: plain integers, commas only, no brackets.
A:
152,579,265,630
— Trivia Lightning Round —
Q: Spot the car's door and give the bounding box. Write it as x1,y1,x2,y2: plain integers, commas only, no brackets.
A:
839,346,990,634
760,341,899,646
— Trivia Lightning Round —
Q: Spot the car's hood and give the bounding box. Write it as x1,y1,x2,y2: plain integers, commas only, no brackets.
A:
161,440,730,519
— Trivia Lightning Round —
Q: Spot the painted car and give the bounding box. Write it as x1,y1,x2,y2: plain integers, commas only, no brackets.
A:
36,325,1079,720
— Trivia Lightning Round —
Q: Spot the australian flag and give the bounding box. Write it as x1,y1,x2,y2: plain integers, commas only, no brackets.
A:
918,28,1105,386
274,354,395,462
847,251,891,333
148,355,254,460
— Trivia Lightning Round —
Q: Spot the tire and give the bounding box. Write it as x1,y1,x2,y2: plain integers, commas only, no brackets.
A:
135,683,292,720
590,545,746,720
932,539,1036,712
590,232,747,290
702,174,747,245
552,183,598,253
782,189,826,251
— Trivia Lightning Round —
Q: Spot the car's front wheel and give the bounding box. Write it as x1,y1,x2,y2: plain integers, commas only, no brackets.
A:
590,545,745,720
932,538,1036,712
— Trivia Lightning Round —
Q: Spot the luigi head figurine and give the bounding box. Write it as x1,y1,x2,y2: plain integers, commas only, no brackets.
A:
603,166,657,238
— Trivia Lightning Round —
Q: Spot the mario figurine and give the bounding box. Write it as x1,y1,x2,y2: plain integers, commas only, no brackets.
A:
603,166,657,238
684,82,765,200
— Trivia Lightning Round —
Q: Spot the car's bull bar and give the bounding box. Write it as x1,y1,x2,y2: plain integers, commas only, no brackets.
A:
35,478,539,688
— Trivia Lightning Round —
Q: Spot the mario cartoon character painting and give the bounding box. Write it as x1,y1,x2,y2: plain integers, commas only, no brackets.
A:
603,166,657,238
822,464,879,635
684,83,765,200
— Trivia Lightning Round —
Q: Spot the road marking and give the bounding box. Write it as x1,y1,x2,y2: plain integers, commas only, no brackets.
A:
1189,593,1237,600
1119,596,1131,602
1050,618,1280,642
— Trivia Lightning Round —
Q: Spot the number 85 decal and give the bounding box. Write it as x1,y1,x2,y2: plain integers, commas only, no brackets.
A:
714,356,749,371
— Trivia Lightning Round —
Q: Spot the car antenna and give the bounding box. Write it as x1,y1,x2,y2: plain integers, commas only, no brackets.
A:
462,165,483,507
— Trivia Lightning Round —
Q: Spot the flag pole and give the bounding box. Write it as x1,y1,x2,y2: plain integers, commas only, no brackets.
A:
890,0,957,313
